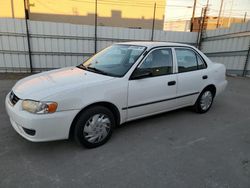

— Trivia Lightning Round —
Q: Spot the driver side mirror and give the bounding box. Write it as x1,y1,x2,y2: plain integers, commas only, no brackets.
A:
130,69,152,80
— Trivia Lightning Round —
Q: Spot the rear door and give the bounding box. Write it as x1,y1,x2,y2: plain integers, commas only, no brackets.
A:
174,47,207,106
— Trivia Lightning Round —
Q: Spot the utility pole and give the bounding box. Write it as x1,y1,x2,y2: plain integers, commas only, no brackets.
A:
216,0,224,28
227,0,233,27
197,0,210,48
24,0,31,19
243,12,247,22
190,0,197,32
196,8,204,47
206,0,210,9
11,0,15,18
94,0,97,53
151,2,156,41
198,6,208,49
201,7,208,32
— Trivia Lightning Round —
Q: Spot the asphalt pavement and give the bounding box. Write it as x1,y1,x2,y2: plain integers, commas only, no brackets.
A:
0,74,250,188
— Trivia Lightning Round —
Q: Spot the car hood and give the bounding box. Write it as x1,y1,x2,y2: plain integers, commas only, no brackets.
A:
12,67,115,100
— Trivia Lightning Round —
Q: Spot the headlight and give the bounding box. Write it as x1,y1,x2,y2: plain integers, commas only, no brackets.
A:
22,100,58,114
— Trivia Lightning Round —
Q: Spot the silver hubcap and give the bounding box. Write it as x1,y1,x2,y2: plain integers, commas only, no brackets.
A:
200,91,213,111
83,114,111,143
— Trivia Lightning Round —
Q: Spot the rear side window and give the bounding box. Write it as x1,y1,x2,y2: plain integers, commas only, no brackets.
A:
139,48,173,76
175,48,206,73
197,55,206,69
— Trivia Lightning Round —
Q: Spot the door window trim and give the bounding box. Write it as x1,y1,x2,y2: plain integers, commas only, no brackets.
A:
129,47,175,80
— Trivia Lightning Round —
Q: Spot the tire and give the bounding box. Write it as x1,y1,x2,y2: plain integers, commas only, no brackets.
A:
74,106,115,148
194,89,214,113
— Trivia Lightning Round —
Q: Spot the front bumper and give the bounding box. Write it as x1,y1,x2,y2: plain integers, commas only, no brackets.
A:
5,93,79,142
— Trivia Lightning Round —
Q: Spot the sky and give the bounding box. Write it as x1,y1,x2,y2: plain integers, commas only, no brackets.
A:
165,0,250,22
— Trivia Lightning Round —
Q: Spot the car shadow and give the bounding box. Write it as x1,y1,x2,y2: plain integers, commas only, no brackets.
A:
10,107,194,152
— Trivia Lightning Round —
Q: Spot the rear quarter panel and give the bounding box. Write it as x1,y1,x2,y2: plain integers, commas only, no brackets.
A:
206,62,227,96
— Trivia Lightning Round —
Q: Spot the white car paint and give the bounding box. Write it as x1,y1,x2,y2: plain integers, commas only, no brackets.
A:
5,42,227,142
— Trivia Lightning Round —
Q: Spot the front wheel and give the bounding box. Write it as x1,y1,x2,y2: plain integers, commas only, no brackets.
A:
74,106,115,148
194,89,214,113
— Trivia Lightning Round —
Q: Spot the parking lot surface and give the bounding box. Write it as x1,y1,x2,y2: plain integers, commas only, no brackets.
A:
0,74,250,188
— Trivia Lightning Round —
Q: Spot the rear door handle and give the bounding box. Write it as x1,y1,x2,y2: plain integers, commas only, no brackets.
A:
202,75,208,79
168,81,176,86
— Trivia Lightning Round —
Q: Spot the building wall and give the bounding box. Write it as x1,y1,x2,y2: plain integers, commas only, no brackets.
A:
192,16,247,32
0,0,166,29
162,16,248,32
164,20,190,31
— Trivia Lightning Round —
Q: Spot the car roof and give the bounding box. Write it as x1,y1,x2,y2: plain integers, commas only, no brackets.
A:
116,41,193,49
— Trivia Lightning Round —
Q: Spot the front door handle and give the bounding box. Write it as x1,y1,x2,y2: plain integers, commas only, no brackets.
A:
202,75,208,79
168,81,176,86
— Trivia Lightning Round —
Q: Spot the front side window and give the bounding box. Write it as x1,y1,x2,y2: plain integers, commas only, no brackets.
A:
175,48,206,73
137,48,173,76
81,44,146,77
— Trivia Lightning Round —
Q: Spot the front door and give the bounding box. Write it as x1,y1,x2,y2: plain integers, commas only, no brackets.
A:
127,48,177,120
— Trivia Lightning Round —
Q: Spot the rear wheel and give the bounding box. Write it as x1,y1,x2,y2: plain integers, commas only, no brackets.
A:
74,106,115,148
194,89,214,113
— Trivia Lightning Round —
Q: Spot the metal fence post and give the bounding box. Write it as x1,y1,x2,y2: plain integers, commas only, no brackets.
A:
242,41,250,77
151,2,156,41
94,0,97,53
24,0,33,72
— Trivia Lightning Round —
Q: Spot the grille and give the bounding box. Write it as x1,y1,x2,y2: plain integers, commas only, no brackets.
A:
9,91,20,105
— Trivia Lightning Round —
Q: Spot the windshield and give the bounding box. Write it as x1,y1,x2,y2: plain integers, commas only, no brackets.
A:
81,44,146,77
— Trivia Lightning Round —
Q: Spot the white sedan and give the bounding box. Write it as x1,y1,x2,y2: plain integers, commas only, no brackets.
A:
5,42,227,148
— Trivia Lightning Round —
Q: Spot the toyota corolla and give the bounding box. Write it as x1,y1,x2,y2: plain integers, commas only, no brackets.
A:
5,42,227,148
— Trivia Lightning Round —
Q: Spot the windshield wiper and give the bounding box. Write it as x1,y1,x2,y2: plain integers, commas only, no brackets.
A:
86,67,109,76
77,64,111,76
76,64,88,70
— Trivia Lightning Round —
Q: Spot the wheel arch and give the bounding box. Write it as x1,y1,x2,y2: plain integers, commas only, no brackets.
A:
68,101,121,139
202,84,217,97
